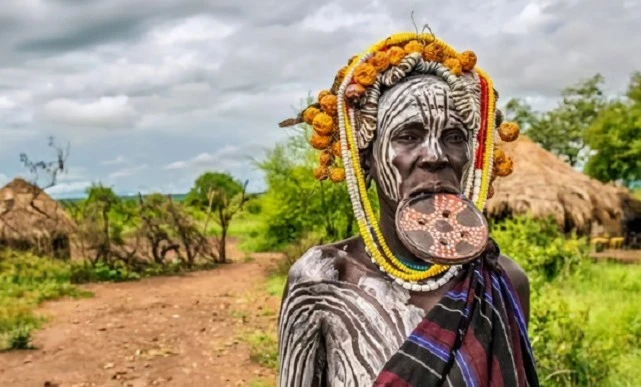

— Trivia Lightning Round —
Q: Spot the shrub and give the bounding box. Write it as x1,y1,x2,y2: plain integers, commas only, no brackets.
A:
3,324,33,350
491,216,586,284
69,260,141,283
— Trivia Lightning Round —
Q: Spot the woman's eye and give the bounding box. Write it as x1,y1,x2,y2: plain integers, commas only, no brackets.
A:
396,134,419,142
445,131,466,143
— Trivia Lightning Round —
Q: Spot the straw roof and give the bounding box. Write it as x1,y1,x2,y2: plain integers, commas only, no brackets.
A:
0,177,76,244
485,136,636,235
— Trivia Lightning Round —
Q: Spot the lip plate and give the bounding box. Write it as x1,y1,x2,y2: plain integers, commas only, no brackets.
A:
395,193,489,266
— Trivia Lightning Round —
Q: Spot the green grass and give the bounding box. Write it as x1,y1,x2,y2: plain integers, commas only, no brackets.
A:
194,210,265,253
248,378,275,387
244,330,278,370
0,250,92,350
266,274,287,297
559,262,641,386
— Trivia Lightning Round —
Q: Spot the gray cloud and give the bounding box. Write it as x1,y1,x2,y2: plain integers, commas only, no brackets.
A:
41,95,140,129
0,0,638,197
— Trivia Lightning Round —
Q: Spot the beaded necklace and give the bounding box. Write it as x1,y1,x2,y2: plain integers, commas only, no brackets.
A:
396,256,432,271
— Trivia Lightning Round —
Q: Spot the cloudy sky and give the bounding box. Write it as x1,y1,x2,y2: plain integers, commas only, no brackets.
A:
0,0,638,198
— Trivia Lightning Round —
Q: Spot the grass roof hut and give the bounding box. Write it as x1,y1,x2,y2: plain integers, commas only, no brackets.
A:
0,178,76,259
485,136,640,238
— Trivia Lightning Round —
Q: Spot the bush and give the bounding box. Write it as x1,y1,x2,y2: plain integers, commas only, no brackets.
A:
491,216,586,284
3,324,33,350
69,260,141,283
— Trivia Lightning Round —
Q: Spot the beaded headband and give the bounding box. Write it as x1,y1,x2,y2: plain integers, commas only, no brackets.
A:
280,32,520,285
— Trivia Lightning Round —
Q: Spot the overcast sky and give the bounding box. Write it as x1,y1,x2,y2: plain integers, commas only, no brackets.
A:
0,0,639,198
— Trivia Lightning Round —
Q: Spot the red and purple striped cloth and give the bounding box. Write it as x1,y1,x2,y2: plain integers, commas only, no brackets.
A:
374,242,539,387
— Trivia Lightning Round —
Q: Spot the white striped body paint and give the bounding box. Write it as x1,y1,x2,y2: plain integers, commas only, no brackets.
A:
277,247,425,386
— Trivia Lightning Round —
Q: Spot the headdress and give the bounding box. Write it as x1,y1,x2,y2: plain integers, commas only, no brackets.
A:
280,32,520,290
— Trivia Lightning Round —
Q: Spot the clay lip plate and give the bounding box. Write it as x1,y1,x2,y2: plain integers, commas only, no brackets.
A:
395,193,489,265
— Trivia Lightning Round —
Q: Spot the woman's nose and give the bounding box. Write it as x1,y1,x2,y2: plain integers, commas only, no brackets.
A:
417,144,448,171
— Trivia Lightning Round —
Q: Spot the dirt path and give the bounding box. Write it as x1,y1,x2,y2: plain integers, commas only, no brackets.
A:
0,247,283,387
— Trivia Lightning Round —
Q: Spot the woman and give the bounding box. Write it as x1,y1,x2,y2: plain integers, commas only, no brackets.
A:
277,32,539,386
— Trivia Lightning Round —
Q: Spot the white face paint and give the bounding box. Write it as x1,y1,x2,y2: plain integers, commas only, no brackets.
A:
372,75,473,202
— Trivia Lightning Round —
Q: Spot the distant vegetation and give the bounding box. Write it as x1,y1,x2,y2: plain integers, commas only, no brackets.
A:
60,193,188,204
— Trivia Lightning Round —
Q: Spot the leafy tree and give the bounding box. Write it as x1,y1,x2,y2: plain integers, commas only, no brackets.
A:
584,102,641,186
185,172,248,262
69,184,136,264
626,71,641,104
185,172,243,212
581,73,641,186
136,193,179,265
503,98,539,130
527,74,607,167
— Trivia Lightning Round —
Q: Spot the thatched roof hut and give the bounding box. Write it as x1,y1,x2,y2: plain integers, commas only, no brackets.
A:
486,136,641,237
0,177,76,258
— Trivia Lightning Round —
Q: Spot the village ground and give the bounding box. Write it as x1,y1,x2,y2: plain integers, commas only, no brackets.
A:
0,243,283,387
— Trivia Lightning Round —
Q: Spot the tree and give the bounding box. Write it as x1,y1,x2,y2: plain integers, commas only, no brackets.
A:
527,74,607,167
136,193,180,265
138,193,216,266
73,184,135,265
9,136,71,222
255,110,375,251
185,172,248,262
626,71,641,104
583,73,641,186
185,172,243,211
503,98,539,130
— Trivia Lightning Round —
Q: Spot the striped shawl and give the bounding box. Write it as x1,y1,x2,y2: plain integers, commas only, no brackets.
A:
374,242,539,387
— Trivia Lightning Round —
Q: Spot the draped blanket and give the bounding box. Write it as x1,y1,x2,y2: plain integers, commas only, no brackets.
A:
374,244,539,387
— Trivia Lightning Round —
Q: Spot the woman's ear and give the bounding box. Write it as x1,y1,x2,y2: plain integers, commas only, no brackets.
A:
359,147,374,188
495,108,504,128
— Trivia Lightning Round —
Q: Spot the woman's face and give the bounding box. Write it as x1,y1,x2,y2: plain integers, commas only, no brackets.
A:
369,74,472,204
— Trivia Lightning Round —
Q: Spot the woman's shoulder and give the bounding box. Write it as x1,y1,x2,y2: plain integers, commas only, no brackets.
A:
497,254,530,323
287,236,363,287
497,255,529,292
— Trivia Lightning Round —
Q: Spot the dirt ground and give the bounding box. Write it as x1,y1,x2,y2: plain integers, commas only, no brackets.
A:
0,245,283,387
